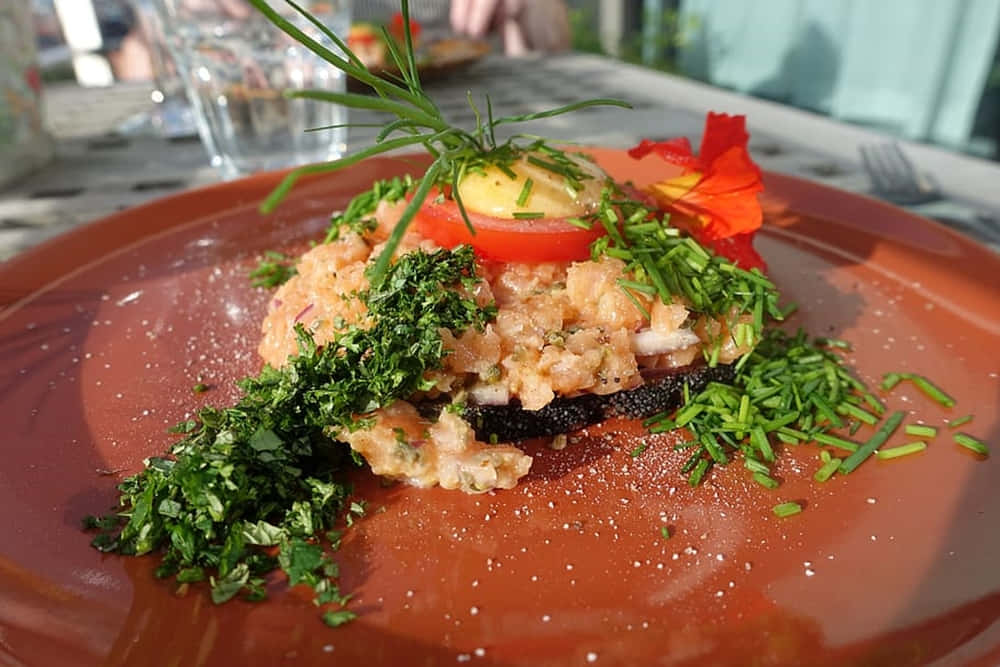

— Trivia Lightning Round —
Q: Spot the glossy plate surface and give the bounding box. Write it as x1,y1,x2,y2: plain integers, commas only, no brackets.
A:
1,150,999,666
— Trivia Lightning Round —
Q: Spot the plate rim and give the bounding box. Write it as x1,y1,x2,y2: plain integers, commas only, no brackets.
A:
4,149,999,315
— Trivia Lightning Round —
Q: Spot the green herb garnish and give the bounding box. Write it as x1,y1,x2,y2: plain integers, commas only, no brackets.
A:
881,372,956,408
587,186,783,363
324,175,415,243
954,433,989,456
904,424,937,438
247,0,630,283
813,457,842,482
947,414,973,428
772,502,802,518
516,177,534,207
840,411,905,474
648,329,878,486
250,250,298,288
85,245,495,624
876,441,927,460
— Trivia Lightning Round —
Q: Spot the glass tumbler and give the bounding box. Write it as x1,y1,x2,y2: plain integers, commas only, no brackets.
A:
153,0,350,179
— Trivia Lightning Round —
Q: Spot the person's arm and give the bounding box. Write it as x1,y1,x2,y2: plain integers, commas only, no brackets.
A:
450,0,570,55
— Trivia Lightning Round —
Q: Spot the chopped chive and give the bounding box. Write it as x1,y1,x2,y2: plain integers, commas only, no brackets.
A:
751,426,775,463
648,419,676,434
629,442,648,458
777,426,809,441
776,433,799,445
564,216,593,230
772,502,802,517
192,383,209,393
813,457,842,482
753,472,780,489
680,448,703,474
660,525,671,539
839,410,905,474
904,424,937,438
496,162,518,180
947,415,973,429
882,373,956,408
674,403,704,428
818,337,852,350
820,449,832,464
526,154,572,177
512,211,545,220
881,373,903,391
744,457,770,475
688,458,711,487
849,420,862,435
700,433,728,465
908,375,956,407
839,402,878,425
616,279,658,294
811,432,859,453
860,391,886,416
515,177,533,207
954,433,989,456
876,441,927,460
779,302,798,318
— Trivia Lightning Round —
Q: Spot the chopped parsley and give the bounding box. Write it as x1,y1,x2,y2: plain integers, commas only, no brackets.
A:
325,175,415,243
85,245,496,625
250,250,298,288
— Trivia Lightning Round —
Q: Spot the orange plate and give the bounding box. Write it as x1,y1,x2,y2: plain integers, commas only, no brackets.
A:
1,150,999,666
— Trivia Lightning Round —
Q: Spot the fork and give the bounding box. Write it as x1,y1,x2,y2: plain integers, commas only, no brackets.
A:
859,142,941,206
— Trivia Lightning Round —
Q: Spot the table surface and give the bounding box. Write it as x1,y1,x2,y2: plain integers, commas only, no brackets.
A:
3,52,1000,262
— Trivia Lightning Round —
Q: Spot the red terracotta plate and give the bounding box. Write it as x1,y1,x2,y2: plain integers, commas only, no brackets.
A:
1,150,998,666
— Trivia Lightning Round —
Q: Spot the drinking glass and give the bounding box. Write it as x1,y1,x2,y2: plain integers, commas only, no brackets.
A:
130,0,199,138
153,0,350,179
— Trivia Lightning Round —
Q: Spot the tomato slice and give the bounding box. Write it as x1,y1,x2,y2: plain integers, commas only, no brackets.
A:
414,194,606,263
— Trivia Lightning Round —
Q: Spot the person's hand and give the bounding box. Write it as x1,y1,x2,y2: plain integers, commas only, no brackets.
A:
450,0,570,56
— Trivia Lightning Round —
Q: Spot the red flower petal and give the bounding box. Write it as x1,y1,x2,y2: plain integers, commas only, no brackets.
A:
691,230,768,273
667,146,764,239
698,113,756,173
627,137,700,171
633,112,764,241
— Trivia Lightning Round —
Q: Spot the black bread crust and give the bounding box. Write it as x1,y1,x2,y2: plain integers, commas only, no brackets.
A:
460,364,735,442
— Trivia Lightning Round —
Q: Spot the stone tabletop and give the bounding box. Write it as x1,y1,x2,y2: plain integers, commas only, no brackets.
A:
3,53,999,262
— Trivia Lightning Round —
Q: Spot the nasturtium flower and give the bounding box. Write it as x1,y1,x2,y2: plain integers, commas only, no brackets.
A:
629,113,766,270
629,112,763,240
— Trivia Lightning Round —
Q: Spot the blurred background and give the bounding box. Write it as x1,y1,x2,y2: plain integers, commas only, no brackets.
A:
4,0,1000,259
25,0,1000,161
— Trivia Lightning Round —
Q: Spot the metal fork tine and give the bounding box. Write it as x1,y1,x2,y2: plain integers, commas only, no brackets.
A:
882,143,921,197
859,142,940,206
859,145,891,193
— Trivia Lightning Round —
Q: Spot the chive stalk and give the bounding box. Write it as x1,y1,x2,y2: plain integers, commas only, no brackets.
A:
515,178,533,207
876,441,927,460
753,472,780,489
954,433,989,456
881,373,956,408
813,458,842,482
688,458,711,486
839,411,905,473
947,415,973,429
904,424,937,438
773,502,802,517
812,432,859,453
